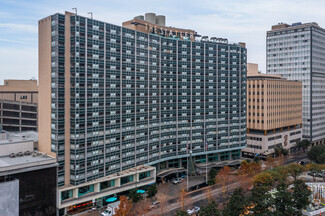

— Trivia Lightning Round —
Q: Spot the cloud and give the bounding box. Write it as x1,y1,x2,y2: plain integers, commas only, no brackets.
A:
1,0,325,79
0,47,37,80
0,23,37,33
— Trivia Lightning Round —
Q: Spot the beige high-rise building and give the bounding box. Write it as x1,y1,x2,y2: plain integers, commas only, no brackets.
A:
0,80,38,132
243,63,302,157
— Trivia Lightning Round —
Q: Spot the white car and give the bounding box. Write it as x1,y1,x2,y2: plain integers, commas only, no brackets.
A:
172,177,183,184
187,206,200,215
101,210,110,216
101,208,114,216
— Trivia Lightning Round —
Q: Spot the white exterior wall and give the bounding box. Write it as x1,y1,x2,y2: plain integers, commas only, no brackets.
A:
244,128,302,156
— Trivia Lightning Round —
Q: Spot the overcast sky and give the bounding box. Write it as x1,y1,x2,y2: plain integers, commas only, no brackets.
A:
1,0,325,82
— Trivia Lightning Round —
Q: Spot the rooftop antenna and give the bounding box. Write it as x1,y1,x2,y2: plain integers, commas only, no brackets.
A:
72,8,77,15
88,12,93,19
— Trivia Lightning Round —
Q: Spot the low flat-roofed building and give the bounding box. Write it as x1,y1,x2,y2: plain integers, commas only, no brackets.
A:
243,63,303,158
0,132,57,216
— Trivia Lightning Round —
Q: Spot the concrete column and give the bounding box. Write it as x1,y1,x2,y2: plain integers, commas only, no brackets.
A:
135,174,139,183
73,188,78,198
94,183,100,192
115,178,121,187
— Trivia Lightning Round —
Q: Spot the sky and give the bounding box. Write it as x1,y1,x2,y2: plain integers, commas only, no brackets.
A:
1,0,325,82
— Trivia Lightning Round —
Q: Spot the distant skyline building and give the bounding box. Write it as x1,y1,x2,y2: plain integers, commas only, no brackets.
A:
38,11,247,213
266,22,325,144
243,63,302,157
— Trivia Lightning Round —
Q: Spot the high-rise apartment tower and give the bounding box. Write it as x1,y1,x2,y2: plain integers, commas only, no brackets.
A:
266,22,325,144
39,11,247,212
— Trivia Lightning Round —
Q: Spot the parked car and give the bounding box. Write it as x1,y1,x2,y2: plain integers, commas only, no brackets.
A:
172,177,183,184
307,172,322,178
187,206,200,215
101,210,111,216
150,201,160,209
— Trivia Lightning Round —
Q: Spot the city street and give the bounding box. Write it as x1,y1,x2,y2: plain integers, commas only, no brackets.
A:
76,153,309,216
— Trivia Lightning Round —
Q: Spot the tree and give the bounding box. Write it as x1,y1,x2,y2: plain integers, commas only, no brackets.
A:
156,182,169,216
292,179,312,211
286,163,307,181
114,195,133,216
215,166,231,198
249,161,262,176
128,189,142,203
199,200,221,216
274,146,288,157
253,172,274,188
307,145,325,164
179,188,188,211
147,184,158,198
249,184,274,216
306,163,324,182
222,188,248,216
174,210,188,216
273,183,298,215
268,166,289,183
130,199,150,216
296,139,311,152
208,168,218,185
205,187,213,202
188,154,196,176
265,156,276,170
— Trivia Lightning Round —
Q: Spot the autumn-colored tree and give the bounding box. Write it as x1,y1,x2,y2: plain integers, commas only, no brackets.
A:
253,172,274,188
114,195,133,216
215,166,231,198
130,198,150,216
306,163,325,182
286,163,307,181
238,160,250,176
179,188,187,211
249,161,262,176
156,182,169,216
267,166,289,183
265,156,276,170
205,187,213,202
237,174,253,191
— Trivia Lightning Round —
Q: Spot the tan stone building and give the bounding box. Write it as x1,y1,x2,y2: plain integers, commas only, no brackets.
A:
243,63,302,157
0,80,38,103
0,80,38,131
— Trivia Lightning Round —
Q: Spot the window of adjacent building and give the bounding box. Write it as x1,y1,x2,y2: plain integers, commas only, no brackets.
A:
78,185,94,196
121,175,133,185
61,190,73,201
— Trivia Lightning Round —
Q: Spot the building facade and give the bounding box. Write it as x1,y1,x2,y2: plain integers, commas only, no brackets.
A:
243,63,302,157
266,22,325,144
39,11,247,212
0,80,38,104
0,80,38,132
0,100,37,132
